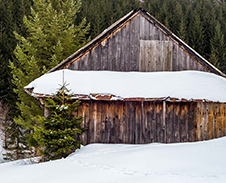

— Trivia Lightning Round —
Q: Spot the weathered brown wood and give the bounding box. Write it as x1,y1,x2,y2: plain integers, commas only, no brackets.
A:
196,102,202,141
77,100,226,145
216,103,221,138
101,39,108,70
188,102,195,142
108,35,113,71
207,103,214,140
115,30,121,71
220,103,225,137
65,13,211,74
109,101,115,143
180,103,188,142
166,102,174,143
135,102,141,143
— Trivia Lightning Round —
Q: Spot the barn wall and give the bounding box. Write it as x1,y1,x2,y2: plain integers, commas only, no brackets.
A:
68,14,209,73
77,100,226,144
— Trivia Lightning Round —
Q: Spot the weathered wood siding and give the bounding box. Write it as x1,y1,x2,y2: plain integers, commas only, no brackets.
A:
68,14,209,72
77,100,226,144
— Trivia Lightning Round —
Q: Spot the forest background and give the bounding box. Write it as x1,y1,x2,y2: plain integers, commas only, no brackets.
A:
0,0,226,160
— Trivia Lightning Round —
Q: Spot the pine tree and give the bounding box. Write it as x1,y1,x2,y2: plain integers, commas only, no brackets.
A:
10,0,89,131
189,14,206,56
210,21,226,71
0,0,32,161
34,82,84,161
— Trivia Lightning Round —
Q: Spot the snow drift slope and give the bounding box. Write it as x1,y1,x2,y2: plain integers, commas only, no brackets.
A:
0,138,226,183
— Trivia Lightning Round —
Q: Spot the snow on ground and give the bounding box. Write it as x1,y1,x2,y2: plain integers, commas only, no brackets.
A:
25,70,226,102
0,137,226,183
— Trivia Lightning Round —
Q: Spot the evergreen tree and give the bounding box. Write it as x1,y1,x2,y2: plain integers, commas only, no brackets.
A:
0,0,32,160
34,83,84,161
189,14,206,56
210,21,226,70
10,0,89,131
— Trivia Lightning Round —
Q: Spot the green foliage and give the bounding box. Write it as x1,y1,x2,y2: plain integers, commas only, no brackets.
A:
0,0,32,161
210,21,226,69
33,83,85,161
10,0,90,130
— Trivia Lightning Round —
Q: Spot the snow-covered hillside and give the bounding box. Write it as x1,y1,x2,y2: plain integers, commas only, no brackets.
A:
0,137,226,183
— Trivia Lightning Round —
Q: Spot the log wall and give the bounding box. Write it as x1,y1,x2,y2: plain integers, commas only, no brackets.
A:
77,100,226,144
67,14,209,73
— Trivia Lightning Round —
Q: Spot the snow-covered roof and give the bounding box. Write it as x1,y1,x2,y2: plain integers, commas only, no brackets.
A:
24,69,226,102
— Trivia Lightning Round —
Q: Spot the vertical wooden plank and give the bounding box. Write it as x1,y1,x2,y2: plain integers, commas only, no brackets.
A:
214,103,218,138
92,102,97,142
153,26,159,40
201,102,206,140
140,15,145,40
129,102,134,144
161,41,165,71
109,101,115,143
115,30,121,71
117,101,123,143
177,47,182,71
96,102,102,142
101,39,108,70
100,101,105,143
216,103,221,138
204,103,209,140
107,35,113,71
219,103,225,137
88,101,94,143
148,102,156,142
122,102,127,143
172,43,178,71
93,46,100,70
120,26,125,71
174,102,180,142
144,16,149,40
83,53,90,70
77,102,85,144
180,103,188,142
164,41,173,71
142,101,149,143
135,102,141,143
130,15,140,71
139,40,145,72
144,41,149,72
162,101,166,142
155,102,163,142
207,103,214,140
224,104,226,136
156,41,162,71
125,23,130,71
188,102,195,142
106,102,111,143
166,102,174,143
148,41,155,71
149,23,154,40
196,102,202,141
145,102,152,143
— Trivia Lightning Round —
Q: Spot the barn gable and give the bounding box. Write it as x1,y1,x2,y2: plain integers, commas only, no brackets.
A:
49,8,225,77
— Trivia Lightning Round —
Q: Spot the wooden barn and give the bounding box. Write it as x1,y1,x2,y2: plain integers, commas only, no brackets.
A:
25,8,226,144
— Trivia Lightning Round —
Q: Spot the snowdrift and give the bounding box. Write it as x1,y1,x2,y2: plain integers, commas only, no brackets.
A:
0,137,226,183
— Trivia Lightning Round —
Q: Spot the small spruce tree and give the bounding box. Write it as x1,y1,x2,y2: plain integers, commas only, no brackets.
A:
34,83,85,161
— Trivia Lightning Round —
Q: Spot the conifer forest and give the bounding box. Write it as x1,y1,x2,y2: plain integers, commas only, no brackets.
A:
1,0,226,160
